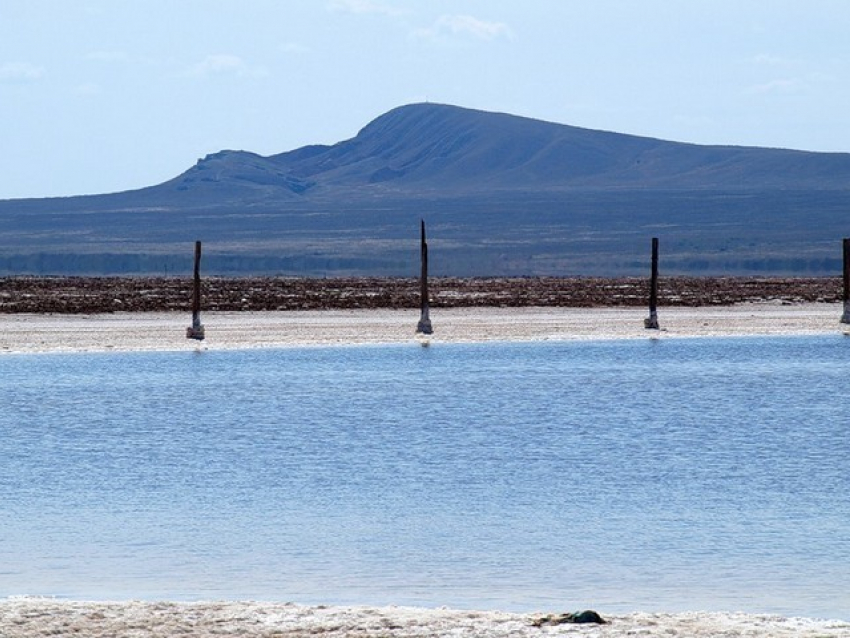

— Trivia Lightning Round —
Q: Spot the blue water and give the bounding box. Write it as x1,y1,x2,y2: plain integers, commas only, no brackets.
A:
1,336,849,619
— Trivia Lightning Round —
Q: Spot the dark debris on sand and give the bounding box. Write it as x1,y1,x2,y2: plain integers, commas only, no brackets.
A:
532,610,608,626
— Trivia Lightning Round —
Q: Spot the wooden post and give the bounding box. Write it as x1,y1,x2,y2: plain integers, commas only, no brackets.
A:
842,238,850,324
644,237,660,329
416,219,433,335
186,240,205,340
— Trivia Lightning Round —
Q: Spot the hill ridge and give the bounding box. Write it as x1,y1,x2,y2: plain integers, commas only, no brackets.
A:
219,102,850,195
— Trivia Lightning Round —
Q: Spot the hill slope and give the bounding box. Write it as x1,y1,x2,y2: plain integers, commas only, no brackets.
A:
158,103,850,199
266,103,850,191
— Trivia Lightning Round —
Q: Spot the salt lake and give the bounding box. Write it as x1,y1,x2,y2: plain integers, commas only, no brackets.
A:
1,336,848,619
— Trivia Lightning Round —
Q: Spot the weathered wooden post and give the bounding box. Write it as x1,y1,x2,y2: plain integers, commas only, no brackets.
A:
186,240,205,340
841,238,850,324
644,237,660,329
416,219,433,335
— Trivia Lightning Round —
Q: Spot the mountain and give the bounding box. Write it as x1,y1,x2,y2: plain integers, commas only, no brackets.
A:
161,103,850,197
2,103,850,276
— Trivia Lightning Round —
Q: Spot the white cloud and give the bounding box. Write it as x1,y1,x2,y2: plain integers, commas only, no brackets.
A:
328,0,406,16
0,62,45,83
280,42,310,55
753,54,781,66
74,82,103,96
752,53,805,69
746,78,802,95
187,54,269,79
413,14,513,43
86,50,130,63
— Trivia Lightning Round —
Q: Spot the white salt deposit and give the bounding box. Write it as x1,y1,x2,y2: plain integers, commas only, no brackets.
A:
0,303,844,354
0,599,847,637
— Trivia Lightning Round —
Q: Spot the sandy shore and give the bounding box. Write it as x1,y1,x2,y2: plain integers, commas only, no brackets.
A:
0,599,847,637
1,303,847,354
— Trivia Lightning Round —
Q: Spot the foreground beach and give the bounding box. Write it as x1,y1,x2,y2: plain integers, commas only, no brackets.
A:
0,303,846,353
1,599,847,637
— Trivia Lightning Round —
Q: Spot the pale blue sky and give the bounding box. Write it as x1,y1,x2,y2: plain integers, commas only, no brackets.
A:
2,0,849,199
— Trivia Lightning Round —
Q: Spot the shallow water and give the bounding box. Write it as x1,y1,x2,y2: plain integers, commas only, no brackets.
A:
1,336,848,618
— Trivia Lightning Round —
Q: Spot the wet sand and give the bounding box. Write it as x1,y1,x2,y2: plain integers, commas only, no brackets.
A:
0,303,846,354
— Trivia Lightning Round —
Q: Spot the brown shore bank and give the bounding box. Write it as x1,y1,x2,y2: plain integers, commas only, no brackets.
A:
0,275,844,314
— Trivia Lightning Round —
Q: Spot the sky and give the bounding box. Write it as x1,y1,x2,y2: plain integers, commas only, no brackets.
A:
2,0,849,200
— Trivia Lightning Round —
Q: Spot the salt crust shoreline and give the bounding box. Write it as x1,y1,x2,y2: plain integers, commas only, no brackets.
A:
1,599,848,637
1,302,847,354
